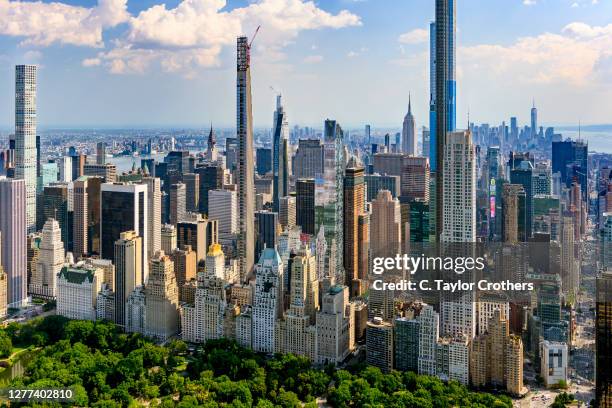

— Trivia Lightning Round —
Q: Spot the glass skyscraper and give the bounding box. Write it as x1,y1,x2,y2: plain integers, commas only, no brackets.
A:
433,0,456,240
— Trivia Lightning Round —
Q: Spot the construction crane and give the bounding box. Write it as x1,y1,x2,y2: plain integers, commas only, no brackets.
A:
249,25,261,48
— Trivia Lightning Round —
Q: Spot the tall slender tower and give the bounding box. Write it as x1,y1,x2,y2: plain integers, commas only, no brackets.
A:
402,95,416,155
530,99,537,139
237,36,255,281
434,0,456,240
272,94,289,212
15,65,37,233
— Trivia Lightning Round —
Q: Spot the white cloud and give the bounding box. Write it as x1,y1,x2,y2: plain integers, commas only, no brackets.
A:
303,55,323,63
82,58,102,67
523,0,536,5
0,0,129,47
347,47,367,57
460,22,612,86
398,28,428,45
89,0,360,74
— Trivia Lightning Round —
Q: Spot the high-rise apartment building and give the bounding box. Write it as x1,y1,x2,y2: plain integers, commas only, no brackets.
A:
418,304,440,376
366,317,394,373
72,177,89,259
15,65,37,233
433,0,457,238
272,95,290,212
236,35,256,281
252,248,283,353
30,218,64,299
145,250,180,341
316,284,354,365
161,224,177,254
181,244,228,343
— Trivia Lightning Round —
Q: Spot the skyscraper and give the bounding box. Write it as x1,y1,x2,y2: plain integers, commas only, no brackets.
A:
272,94,290,212
206,125,218,162
100,183,148,280
402,96,416,155
596,270,612,407
296,179,316,235
370,190,402,259
145,250,180,341
30,218,64,299
15,65,37,233
96,142,106,165
343,166,367,296
293,139,324,179
169,183,186,225
252,248,283,353
0,178,27,307
236,35,255,282
73,177,89,259
142,177,162,261
434,0,456,239
114,231,142,327
441,131,475,243
531,100,538,138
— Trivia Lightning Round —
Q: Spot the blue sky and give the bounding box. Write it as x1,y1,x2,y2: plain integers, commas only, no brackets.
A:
0,0,611,129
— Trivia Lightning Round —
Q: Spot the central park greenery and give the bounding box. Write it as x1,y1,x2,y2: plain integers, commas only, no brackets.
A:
0,316,513,407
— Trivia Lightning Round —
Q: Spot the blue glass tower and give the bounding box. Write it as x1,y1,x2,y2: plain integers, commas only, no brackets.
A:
434,0,456,238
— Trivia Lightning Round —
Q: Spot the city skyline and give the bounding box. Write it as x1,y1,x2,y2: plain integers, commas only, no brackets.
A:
0,0,611,127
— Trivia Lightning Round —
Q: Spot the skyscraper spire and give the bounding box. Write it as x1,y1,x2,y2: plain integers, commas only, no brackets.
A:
408,93,412,114
208,123,216,149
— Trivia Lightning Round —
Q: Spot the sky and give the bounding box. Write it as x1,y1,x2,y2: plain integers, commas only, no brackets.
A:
1,0,612,129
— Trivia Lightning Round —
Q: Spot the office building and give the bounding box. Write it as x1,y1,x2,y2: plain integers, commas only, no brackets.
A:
206,125,218,162
279,196,296,230
370,190,401,259
343,166,367,296
100,183,148,280
209,189,238,236
255,211,279,258
169,183,186,225
402,96,416,155
293,139,324,179
183,173,199,213
114,231,142,327
364,174,400,202
141,177,162,260
0,178,27,307
196,165,223,215
177,214,215,264
296,179,316,235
